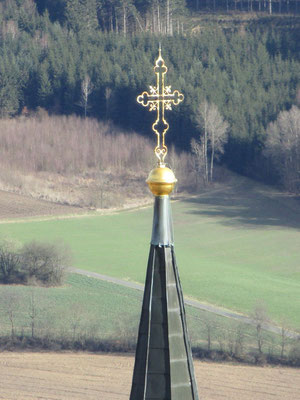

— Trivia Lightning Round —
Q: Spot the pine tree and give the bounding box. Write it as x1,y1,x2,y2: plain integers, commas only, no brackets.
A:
65,0,83,32
37,61,52,108
81,0,98,32
65,0,98,33
0,57,19,118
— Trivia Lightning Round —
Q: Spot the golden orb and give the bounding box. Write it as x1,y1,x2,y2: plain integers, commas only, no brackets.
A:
146,164,177,196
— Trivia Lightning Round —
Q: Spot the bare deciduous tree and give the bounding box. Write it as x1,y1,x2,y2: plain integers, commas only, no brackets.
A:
0,239,22,284
191,137,205,187
207,103,229,182
280,319,290,359
220,324,245,357
203,316,214,352
227,329,235,356
216,329,225,352
80,75,94,118
28,288,40,339
192,99,229,184
251,301,269,354
105,87,112,119
234,324,245,357
193,100,209,184
267,335,276,358
1,287,20,338
68,302,85,341
296,87,300,107
265,105,300,193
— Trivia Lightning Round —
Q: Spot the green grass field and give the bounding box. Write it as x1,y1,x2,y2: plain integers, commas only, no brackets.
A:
0,274,142,340
0,178,299,328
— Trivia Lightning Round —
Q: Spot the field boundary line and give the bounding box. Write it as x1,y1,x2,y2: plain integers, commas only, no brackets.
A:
0,185,228,225
69,268,299,339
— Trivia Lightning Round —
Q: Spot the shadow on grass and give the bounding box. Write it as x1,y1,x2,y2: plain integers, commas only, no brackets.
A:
184,182,300,230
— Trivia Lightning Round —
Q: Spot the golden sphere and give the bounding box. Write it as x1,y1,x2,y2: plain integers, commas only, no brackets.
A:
146,165,177,196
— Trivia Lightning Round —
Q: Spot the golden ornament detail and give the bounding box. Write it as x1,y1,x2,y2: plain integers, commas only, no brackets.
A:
137,45,184,165
146,164,177,196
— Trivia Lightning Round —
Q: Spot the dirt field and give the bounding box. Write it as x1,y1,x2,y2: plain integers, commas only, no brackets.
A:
0,352,299,400
0,190,83,220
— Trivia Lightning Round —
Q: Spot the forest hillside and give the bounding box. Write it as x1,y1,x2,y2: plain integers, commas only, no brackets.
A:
0,0,299,203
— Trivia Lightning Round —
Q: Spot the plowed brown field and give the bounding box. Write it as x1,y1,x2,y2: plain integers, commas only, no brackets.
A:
0,190,82,221
0,352,299,400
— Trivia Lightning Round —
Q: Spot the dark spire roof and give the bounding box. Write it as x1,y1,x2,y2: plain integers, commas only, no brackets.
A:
130,196,199,399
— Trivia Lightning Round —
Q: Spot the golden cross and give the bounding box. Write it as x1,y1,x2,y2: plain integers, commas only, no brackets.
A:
137,47,184,164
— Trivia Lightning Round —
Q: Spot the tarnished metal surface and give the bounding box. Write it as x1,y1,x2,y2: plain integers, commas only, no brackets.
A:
130,196,199,399
151,196,174,246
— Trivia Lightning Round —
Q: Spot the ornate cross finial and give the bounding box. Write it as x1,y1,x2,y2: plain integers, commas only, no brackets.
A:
137,47,184,164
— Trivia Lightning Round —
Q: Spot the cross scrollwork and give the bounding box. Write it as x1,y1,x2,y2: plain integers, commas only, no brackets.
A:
137,47,184,164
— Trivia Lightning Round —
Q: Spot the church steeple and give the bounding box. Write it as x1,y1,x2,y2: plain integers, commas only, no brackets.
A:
130,48,199,400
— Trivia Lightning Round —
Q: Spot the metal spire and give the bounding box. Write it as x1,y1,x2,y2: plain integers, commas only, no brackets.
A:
130,48,199,400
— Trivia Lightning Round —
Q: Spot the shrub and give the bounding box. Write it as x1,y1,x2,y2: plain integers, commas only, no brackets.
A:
20,241,70,286
0,240,71,286
0,240,25,284
288,340,300,366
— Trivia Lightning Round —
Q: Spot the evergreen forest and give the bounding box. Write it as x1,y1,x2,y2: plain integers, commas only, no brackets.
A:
0,0,299,191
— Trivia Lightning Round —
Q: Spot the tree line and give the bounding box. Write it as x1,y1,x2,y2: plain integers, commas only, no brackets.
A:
188,0,300,15
33,0,187,35
0,282,299,366
34,1,300,36
0,0,299,191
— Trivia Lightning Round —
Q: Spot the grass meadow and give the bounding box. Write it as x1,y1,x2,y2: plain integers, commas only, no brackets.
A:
0,177,299,328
